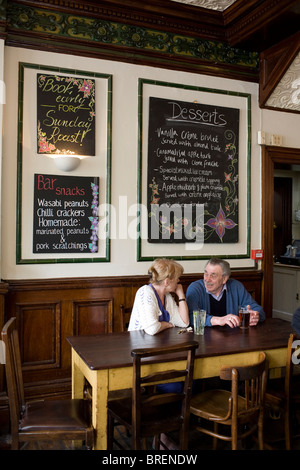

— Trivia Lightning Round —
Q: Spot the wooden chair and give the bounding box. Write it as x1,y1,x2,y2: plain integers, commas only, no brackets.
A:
120,304,132,332
83,305,133,409
2,317,94,450
264,333,300,450
189,352,268,450
107,340,198,450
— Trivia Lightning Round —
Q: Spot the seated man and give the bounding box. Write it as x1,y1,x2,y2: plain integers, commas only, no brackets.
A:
186,257,265,328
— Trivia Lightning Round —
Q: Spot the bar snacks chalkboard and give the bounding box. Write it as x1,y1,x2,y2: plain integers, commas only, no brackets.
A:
147,97,239,244
37,73,95,156
33,174,99,254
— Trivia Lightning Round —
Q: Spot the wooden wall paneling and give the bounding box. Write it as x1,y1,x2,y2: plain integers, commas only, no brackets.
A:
2,272,263,401
0,282,9,402
15,302,61,370
112,278,146,331
72,299,113,335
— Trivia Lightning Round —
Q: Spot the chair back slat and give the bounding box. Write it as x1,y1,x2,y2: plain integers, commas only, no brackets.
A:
120,305,132,332
220,352,268,417
285,333,298,397
131,340,198,449
143,392,185,407
1,318,26,435
140,369,188,385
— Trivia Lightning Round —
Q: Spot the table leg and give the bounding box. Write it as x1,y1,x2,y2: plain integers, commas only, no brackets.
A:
71,350,109,449
71,349,85,399
92,369,109,450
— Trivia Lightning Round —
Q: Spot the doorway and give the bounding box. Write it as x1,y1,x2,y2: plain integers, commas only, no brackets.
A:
273,176,292,260
262,146,300,317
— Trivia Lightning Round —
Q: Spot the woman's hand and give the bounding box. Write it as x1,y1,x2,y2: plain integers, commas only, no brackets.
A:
175,283,185,298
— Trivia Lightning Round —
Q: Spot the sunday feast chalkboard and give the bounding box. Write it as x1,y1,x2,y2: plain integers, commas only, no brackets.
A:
37,73,95,156
147,97,239,244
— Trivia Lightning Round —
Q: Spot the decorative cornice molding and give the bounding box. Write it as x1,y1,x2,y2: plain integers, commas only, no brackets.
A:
225,0,294,45
11,0,225,39
6,1,259,80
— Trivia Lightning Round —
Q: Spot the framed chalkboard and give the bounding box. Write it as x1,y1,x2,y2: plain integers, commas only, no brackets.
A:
17,63,112,264
138,79,251,261
147,97,239,244
33,174,99,254
37,73,96,156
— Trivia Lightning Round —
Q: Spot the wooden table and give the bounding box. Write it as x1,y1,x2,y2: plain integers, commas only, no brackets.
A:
67,318,295,449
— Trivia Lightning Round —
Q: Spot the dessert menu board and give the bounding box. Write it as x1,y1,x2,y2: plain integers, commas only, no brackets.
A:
33,174,99,254
37,73,96,156
147,97,239,244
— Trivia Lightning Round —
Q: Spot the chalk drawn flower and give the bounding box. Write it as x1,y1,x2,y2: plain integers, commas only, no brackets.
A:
37,122,56,153
206,206,236,241
160,215,168,225
167,224,175,234
79,79,94,98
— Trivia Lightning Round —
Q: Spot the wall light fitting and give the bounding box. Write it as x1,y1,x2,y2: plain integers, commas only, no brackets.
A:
53,155,81,171
41,151,90,172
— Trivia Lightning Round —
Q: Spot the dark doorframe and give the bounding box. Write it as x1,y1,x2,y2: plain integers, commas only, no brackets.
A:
262,146,300,317
274,176,292,260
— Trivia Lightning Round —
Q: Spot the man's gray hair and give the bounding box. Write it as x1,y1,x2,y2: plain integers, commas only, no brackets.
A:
205,258,231,277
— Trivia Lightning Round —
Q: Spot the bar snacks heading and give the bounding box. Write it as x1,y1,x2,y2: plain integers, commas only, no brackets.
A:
33,174,99,254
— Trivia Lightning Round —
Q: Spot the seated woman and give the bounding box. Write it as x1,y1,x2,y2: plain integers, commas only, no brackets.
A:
128,258,189,393
128,258,189,336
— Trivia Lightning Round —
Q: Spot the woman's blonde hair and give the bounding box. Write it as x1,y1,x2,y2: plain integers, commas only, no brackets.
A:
148,258,184,285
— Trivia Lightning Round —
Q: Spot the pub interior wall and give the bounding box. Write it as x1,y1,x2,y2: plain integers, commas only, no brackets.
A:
1,45,300,280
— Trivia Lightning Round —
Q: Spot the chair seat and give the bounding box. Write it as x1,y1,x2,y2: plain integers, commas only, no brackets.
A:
266,374,300,405
108,397,183,436
190,389,246,422
265,378,286,406
20,399,91,432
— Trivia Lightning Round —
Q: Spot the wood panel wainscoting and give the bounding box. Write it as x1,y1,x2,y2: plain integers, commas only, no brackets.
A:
2,271,263,403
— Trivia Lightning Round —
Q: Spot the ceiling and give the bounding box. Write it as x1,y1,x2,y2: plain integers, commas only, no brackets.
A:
170,0,236,11
99,0,300,111
15,0,300,53
83,0,300,53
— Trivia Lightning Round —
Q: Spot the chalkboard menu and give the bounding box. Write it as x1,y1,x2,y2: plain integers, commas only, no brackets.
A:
147,97,239,244
33,174,99,254
37,73,96,156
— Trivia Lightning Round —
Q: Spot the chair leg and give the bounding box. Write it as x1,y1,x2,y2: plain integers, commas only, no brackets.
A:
213,423,218,450
153,435,160,450
285,404,291,450
107,414,114,449
258,413,264,450
10,432,19,451
141,437,148,450
231,422,238,450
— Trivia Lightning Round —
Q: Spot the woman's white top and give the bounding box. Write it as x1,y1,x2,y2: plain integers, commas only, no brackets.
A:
128,284,189,335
